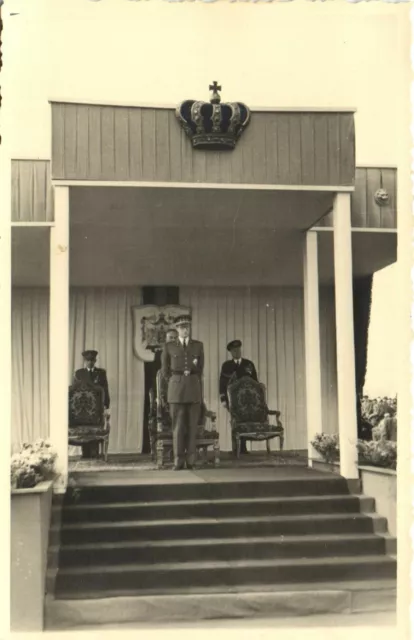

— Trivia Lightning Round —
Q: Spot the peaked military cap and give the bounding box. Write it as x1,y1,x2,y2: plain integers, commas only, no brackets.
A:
227,339,242,351
82,349,98,359
175,314,192,327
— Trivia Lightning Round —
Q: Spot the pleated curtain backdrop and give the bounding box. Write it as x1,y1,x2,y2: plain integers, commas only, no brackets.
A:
11,289,50,450
180,286,338,452
11,285,338,455
11,287,145,454
69,287,145,454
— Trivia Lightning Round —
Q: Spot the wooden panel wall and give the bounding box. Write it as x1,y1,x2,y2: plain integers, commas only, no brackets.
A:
51,103,355,186
317,167,397,229
11,160,54,222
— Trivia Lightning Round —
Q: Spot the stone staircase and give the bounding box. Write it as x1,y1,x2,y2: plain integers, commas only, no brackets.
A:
45,470,396,629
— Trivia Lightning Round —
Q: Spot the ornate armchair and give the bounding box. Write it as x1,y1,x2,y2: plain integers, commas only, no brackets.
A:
68,381,111,462
227,375,284,457
148,370,220,468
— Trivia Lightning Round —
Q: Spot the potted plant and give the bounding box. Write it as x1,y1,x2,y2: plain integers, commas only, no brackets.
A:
11,439,57,489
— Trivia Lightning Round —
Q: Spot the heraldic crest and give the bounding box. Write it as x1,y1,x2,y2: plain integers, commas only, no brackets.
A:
132,304,191,362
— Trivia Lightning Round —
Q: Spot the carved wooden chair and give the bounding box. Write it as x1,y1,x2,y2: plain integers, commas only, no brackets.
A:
148,370,220,468
68,381,111,462
227,375,284,457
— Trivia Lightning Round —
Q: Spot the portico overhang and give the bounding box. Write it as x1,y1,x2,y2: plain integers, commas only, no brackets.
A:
10,101,397,489
11,160,396,288
50,102,356,187
12,183,396,287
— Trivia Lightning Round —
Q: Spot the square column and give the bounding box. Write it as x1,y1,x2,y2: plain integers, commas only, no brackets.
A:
49,186,70,493
303,231,323,466
333,193,358,480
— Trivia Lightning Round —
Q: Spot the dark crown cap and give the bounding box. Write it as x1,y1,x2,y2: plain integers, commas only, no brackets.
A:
227,339,242,351
176,82,251,152
82,350,98,358
175,314,192,327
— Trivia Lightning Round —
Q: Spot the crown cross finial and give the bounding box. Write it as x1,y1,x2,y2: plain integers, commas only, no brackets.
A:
209,81,222,104
176,83,251,151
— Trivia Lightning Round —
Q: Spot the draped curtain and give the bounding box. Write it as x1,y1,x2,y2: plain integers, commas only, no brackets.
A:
12,285,338,454
180,286,338,452
12,287,145,454
353,276,374,395
11,289,50,450
353,275,374,435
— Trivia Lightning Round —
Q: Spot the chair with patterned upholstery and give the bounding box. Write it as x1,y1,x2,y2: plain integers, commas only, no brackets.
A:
68,381,111,461
227,374,284,457
148,369,220,468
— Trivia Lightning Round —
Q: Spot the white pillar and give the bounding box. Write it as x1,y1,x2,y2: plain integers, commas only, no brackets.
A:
332,192,358,480
303,231,323,466
49,186,70,493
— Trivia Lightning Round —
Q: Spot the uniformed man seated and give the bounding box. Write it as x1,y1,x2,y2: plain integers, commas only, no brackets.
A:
73,349,110,459
219,339,258,455
161,315,204,470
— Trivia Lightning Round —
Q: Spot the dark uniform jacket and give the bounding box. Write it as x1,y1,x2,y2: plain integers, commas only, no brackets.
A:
219,358,258,405
161,339,204,404
73,367,110,409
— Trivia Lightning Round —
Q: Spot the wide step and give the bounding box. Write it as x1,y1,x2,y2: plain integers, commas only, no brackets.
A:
63,477,351,505
46,580,397,629
55,555,396,597
56,533,387,567
58,513,385,545
59,495,368,524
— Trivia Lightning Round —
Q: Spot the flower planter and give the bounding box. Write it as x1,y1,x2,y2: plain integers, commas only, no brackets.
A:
359,465,397,537
11,480,54,631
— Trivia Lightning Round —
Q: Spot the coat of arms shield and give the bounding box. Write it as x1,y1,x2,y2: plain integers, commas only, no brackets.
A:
131,304,191,362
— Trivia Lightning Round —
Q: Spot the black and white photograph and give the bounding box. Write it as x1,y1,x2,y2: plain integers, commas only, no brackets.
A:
0,0,412,637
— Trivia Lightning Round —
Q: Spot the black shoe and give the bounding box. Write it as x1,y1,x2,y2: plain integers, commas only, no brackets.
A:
173,465,184,471
186,463,194,470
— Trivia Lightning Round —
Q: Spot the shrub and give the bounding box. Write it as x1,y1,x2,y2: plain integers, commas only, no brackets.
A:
11,439,57,490
311,433,340,463
357,439,397,471
311,432,397,471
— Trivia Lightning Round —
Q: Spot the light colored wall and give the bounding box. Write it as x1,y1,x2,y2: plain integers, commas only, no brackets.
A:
4,0,404,166
365,263,398,398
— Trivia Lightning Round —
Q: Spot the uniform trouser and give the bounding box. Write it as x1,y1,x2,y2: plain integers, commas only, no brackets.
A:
224,403,248,454
170,402,200,467
81,442,99,459
231,433,248,454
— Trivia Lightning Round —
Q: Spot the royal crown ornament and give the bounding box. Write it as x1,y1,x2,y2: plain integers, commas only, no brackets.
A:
176,82,251,151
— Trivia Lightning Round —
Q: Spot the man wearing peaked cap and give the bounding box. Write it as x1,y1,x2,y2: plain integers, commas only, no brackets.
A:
73,349,111,458
161,314,204,470
219,339,258,455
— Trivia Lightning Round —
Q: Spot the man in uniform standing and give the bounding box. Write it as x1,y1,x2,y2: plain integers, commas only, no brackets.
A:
219,339,258,455
161,315,204,470
73,349,110,458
